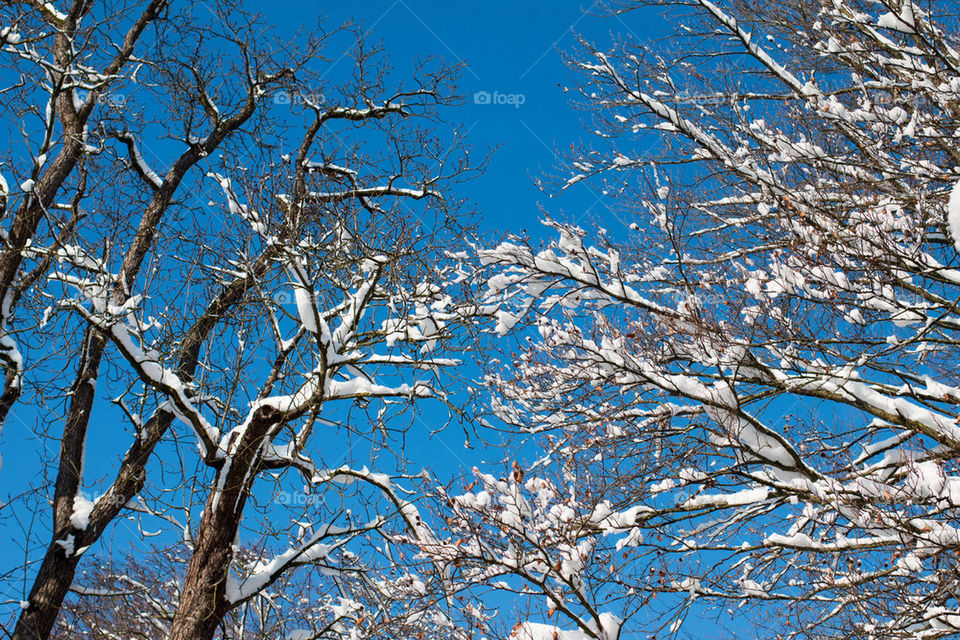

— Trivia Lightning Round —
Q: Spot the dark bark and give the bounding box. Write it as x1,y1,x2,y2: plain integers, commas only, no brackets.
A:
11,254,275,640
11,546,83,640
166,407,280,640
0,0,168,431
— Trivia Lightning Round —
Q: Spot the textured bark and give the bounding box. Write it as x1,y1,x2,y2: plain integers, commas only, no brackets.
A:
5,13,170,630
11,547,82,640
11,327,103,640
166,408,279,640
164,500,238,640
0,0,168,431
12,257,274,639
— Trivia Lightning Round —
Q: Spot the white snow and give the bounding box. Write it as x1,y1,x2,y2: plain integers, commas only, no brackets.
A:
226,524,338,603
511,612,621,640
878,10,913,32
682,487,769,509
907,460,946,498
495,309,520,336
70,493,95,529
55,534,76,556
293,285,318,334
897,553,923,574
947,179,960,253
130,141,162,188
40,2,68,21
1,27,21,44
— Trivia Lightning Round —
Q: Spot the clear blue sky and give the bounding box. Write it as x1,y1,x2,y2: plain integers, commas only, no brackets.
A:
233,0,674,480
2,1,685,634
243,0,666,235
0,4,672,497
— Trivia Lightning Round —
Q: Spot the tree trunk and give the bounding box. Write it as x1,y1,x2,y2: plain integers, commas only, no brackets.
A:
164,500,237,640
166,407,277,640
11,330,105,640
11,544,81,640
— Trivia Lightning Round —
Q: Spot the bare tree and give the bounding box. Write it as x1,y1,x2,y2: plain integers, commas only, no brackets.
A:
54,543,472,639
0,1,479,638
432,0,960,638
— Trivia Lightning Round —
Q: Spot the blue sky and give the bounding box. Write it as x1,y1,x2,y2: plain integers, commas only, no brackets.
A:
1,1,686,634
229,0,674,482
242,0,666,234
0,3,674,492
1,4,925,638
